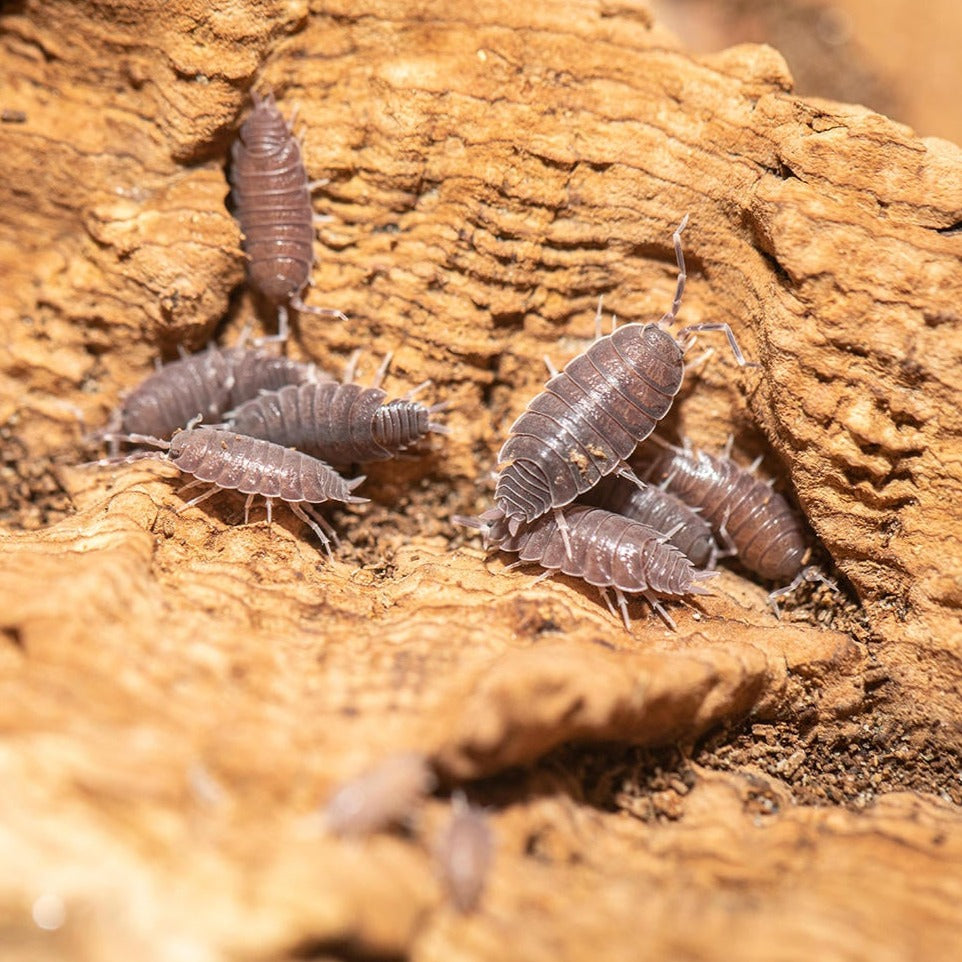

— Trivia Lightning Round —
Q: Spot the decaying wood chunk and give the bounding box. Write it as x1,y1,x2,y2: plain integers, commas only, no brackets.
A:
1,1,961,960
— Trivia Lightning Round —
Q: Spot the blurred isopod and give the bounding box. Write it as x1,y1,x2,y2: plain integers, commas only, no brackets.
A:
435,792,493,914
324,752,436,837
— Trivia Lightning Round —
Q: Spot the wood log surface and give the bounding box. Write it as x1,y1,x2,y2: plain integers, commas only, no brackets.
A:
1,1,961,959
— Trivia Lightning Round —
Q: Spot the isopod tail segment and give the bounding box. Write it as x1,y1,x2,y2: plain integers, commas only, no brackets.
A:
343,349,450,441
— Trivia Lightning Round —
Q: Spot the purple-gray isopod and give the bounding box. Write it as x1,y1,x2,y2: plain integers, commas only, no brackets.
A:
464,503,716,629
435,792,493,914
635,441,808,583
108,426,366,554
579,473,717,568
230,90,345,341
323,752,436,837
225,381,446,466
117,345,328,441
492,216,750,538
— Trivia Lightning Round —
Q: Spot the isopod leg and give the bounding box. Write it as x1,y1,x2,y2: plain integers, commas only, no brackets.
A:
177,485,221,515
342,349,362,384
676,322,757,368
614,587,634,631
403,379,433,401
255,305,289,345
289,293,348,323
767,565,838,617
714,509,739,560
643,591,677,632
372,352,393,389
244,493,255,524
301,502,340,547
289,501,334,558
543,355,560,378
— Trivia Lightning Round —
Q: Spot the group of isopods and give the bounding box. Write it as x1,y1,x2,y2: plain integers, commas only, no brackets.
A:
94,93,445,555
323,752,492,914
458,218,825,628
80,88,838,919
93,90,827,629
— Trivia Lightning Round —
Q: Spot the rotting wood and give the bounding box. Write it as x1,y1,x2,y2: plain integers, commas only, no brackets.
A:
1,1,961,960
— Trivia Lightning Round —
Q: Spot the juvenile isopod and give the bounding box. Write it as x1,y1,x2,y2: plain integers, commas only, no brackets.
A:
96,426,366,554
113,345,327,442
224,357,446,465
230,90,346,341
579,474,717,567
459,504,716,629
491,216,751,544
634,439,817,608
323,752,436,837
435,792,493,914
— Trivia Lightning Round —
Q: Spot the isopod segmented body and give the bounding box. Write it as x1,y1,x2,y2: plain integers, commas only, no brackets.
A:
494,321,685,533
119,346,325,440
230,91,344,341
106,427,366,554
492,216,750,537
635,443,807,582
579,474,716,567
226,381,445,465
469,503,715,629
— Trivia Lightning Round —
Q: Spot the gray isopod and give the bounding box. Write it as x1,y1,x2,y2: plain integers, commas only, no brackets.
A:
101,426,366,554
323,752,436,837
461,503,716,629
230,90,346,341
634,439,818,610
435,792,494,915
115,345,328,441
225,380,446,466
491,216,751,545
579,473,717,567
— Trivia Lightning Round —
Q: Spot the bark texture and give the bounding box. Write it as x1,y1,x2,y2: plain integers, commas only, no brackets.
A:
1,1,961,959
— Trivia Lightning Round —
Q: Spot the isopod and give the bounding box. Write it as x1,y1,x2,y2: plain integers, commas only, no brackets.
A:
635,439,811,605
225,378,446,466
579,473,717,567
97,426,366,554
460,504,716,629
116,345,327,441
230,90,346,341
323,752,436,837
435,792,493,914
492,216,751,541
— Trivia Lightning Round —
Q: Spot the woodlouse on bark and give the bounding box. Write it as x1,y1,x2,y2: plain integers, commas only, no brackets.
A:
490,216,753,548
435,792,493,915
579,473,717,568
113,344,328,442
633,438,818,609
323,752,436,837
458,503,716,629
230,90,346,342
94,426,366,555
224,356,447,466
